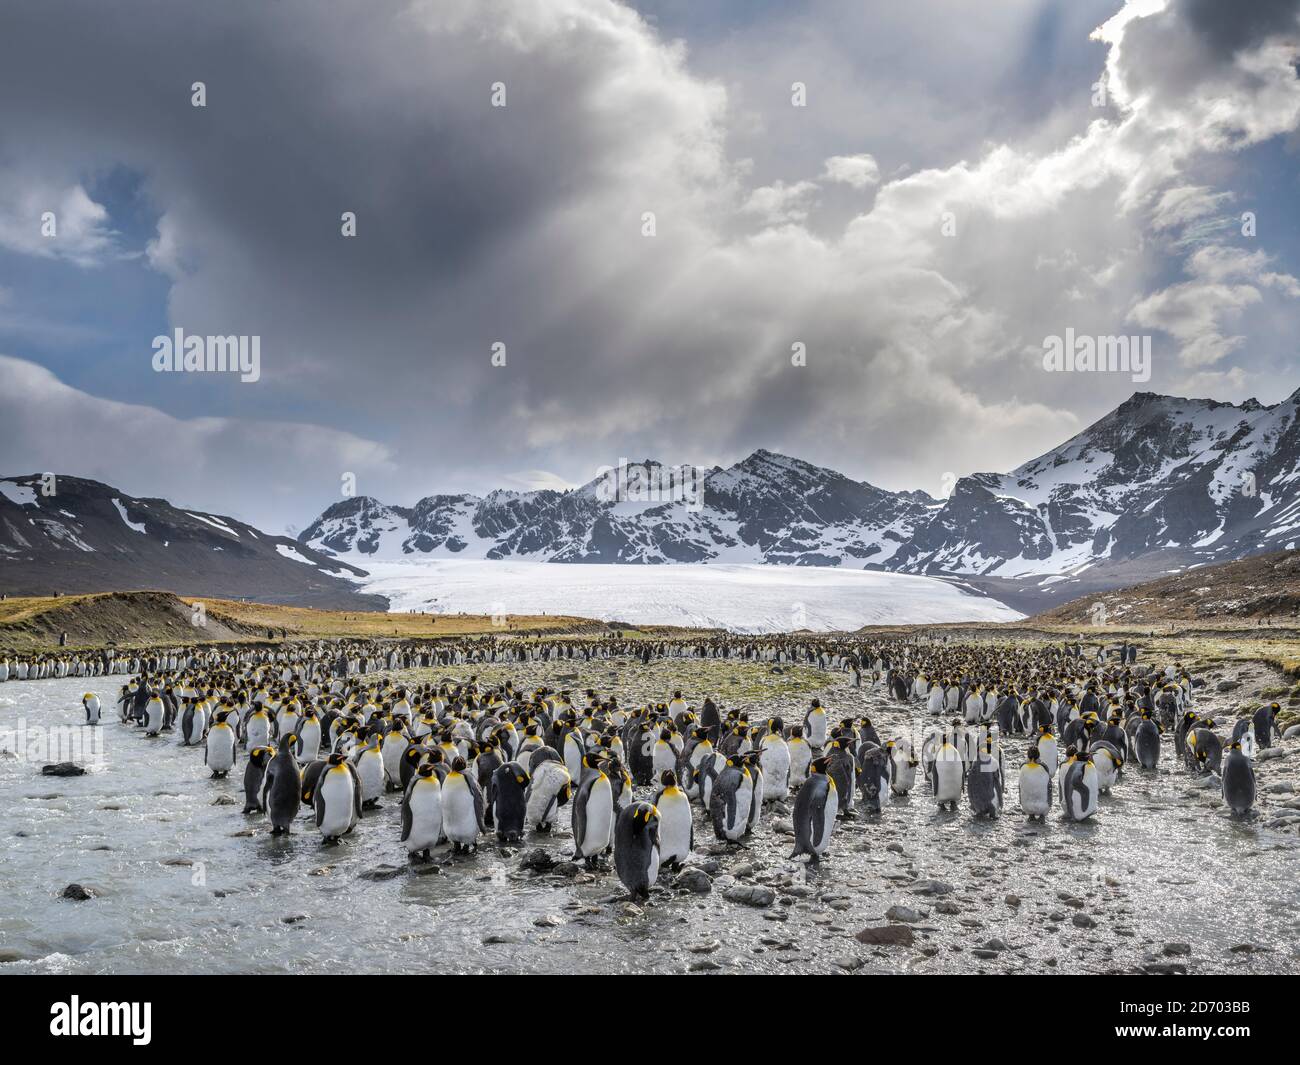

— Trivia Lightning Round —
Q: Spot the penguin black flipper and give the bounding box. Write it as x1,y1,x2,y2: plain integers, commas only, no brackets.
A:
572,780,589,856
399,785,414,842
347,761,363,821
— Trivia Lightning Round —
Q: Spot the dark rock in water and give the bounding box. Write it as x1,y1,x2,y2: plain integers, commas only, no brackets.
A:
61,883,95,901
1072,913,1097,928
358,864,405,882
673,868,713,895
211,795,237,806
282,914,308,924
1162,942,1191,957
723,885,775,907
42,763,86,777
1229,943,1268,954
855,924,914,947
483,933,522,945
1143,962,1187,975
519,848,557,873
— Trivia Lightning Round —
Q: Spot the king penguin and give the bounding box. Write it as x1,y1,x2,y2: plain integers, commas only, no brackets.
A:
652,769,693,871
314,752,362,843
1221,741,1256,817
204,709,237,778
1017,747,1051,821
789,756,837,863
613,801,661,901
491,761,529,843
400,762,444,860
82,693,101,726
263,733,302,834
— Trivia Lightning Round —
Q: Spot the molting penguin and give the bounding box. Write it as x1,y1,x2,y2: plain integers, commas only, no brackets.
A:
789,757,837,863
400,762,444,860
652,770,692,871
524,759,572,832
204,710,238,778
491,761,529,843
1017,747,1051,821
613,801,661,901
888,739,918,795
1221,742,1256,817
314,752,362,843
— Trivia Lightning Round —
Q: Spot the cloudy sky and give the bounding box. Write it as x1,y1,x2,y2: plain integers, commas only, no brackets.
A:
2,0,1298,531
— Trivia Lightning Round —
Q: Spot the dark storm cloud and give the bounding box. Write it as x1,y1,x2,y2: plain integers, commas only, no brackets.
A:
0,0,1298,531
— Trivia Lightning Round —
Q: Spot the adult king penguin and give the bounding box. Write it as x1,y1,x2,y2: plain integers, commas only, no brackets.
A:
789,757,837,863
613,801,661,901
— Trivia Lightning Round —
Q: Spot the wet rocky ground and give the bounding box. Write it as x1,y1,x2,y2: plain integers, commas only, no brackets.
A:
1,651,1297,974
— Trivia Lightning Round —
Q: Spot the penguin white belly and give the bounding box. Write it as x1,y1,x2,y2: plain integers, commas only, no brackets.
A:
441,776,480,845
206,726,236,773
578,778,614,855
318,769,356,839
933,759,963,804
298,721,322,761
405,780,443,852
726,782,752,839
807,715,827,747
1039,739,1058,777
381,740,406,785
788,743,811,786
355,752,384,801
1018,766,1050,816
657,793,692,865
83,694,101,724
145,700,164,735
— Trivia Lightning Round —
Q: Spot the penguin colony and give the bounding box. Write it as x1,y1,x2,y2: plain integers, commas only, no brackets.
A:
95,634,1280,901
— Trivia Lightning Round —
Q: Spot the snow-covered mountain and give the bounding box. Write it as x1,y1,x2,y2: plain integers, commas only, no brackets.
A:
301,451,937,567
300,389,1300,602
0,475,381,609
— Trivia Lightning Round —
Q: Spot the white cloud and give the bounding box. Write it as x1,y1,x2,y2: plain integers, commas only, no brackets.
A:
821,153,880,189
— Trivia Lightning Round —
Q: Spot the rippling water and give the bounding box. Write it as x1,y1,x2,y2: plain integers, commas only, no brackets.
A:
1,672,1296,974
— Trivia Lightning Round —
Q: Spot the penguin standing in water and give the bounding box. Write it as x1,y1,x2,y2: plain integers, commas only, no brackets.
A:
709,755,753,842
441,757,485,854
789,757,837,863
204,710,237,778
243,746,274,814
1229,717,1256,760
571,757,615,866
613,801,660,901
1221,742,1256,817
82,693,101,725
263,734,302,834
1058,747,1098,822
1134,710,1161,769
1017,748,1052,821
314,752,362,843
491,762,529,843
652,770,692,871
143,693,166,737
400,763,444,860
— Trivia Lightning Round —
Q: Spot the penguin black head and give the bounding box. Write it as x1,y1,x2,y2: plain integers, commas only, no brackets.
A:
451,756,468,773
659,728,672,742
660,769,678,787
810,756,830,775
1027,746,1041,762
327,752,347,766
